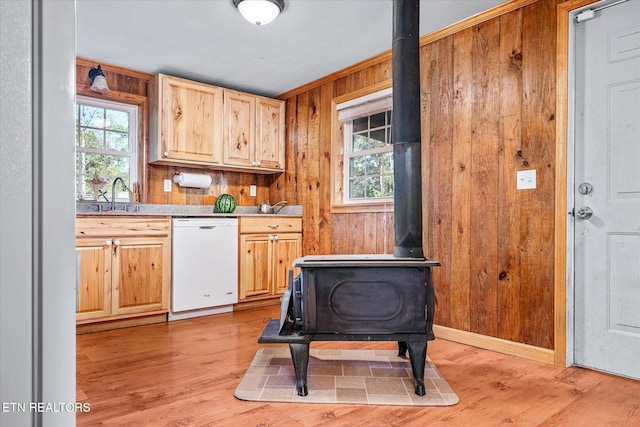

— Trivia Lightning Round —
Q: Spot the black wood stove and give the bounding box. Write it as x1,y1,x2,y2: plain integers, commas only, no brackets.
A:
257,0,439,397
259,255,439,396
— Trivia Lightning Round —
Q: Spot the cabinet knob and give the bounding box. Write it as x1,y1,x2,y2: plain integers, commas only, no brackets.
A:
105,240,112,246
113,240,120,246
163,151,169,157
274,235,279,241
257,161,261,166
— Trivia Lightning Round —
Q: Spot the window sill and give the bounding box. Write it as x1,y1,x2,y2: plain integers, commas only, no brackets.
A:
330,203,394,214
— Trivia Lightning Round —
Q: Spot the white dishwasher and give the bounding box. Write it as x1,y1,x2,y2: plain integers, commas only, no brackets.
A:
169,217,238,321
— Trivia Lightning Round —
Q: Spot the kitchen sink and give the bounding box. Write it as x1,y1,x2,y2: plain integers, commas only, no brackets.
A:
81,202,141,214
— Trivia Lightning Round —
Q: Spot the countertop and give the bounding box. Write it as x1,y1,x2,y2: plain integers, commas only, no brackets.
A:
76,201,303,217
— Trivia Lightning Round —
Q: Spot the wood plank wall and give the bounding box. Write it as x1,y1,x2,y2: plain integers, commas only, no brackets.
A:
77,0,560,350
76,58,274,207
146,166,273,208
272,0,559,350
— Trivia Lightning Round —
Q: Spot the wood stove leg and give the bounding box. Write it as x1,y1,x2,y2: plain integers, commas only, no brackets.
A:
406,341,427,396
397,341,408,358
288,342,310,396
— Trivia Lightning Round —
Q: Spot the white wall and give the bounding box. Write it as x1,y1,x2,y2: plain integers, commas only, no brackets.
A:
1,1,76,426
1,2,34,424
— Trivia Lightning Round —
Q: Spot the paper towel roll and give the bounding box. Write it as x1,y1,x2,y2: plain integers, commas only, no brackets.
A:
173,173,212,189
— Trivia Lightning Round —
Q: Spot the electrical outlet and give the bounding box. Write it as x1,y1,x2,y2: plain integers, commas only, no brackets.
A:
250,185,257,197
517,170,536,190
164,179,172,192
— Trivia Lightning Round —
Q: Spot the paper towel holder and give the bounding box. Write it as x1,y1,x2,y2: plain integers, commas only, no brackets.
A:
173,172,212,189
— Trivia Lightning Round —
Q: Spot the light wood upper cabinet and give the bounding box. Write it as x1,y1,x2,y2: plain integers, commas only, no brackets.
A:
223,90,255,168
75,216,171,325
148,74,223,166
148,74,285,173
224,89,285,172
256,97,286,170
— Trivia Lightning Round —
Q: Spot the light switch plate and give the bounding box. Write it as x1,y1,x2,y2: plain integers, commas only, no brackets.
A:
517,170,536,190
250,185,257,197
164,179,172,192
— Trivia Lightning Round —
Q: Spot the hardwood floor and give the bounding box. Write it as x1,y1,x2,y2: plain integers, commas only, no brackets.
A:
76,306,639,426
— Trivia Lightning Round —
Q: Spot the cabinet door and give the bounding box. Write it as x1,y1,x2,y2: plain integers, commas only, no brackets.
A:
161,76,223,164
76,238,112,322
272,233,302,295
239,234,272,300
110,236,170,317
223,90,256,168
255,97,285,170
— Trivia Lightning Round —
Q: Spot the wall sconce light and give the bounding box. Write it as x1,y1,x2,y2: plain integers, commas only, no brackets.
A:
233,0,284,26
88,65,110,93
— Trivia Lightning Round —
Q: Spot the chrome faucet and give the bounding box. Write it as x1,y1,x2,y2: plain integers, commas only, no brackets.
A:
111,177,129,211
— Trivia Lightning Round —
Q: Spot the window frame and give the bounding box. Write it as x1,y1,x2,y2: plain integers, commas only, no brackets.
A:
342,108,394,205
330,81,395,213
75,95,139,201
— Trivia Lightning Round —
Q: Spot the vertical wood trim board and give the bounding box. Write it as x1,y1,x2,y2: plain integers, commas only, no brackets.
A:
554,0,601,366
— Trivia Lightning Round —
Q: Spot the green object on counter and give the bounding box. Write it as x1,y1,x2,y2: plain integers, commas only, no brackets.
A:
215,194,236,213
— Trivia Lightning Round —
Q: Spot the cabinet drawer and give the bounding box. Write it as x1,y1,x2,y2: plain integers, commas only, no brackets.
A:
239,217,302,234
76,216,170,238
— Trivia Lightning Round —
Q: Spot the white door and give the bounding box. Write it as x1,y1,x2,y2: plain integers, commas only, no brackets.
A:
574,0,640,379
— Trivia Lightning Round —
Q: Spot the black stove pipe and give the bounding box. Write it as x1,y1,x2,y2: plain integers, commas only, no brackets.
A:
392,0,423,258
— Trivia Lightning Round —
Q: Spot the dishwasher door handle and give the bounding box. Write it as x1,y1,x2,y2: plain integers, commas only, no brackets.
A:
198,225,217,230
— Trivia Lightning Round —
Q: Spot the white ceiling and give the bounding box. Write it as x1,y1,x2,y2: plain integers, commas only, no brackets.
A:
76,0,503,98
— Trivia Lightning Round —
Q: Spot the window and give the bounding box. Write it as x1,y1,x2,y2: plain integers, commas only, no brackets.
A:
75,96,138,201
337,87,393,205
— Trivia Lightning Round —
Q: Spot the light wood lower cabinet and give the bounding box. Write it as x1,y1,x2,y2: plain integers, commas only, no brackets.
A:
75,216,171,324
76,238,112,321
239,217,302,301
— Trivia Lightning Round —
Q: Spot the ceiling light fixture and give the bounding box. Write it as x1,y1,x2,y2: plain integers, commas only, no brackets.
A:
233,0,284,26
88,65,110,93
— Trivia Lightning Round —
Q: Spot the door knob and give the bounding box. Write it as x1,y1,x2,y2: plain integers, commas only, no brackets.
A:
576,207,593,219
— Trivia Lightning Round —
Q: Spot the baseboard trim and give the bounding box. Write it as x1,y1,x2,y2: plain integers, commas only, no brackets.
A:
76,313,167,334
234,298,280,311
433,325,555,365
